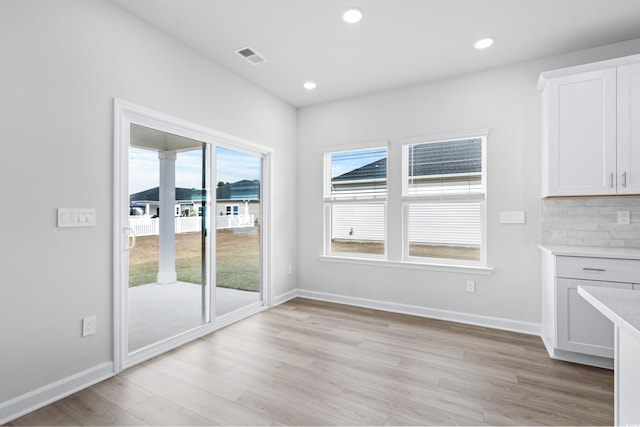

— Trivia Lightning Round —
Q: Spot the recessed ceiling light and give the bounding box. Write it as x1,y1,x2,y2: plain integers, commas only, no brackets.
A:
342,8,363,24
474,38,494,50
303,81,317,90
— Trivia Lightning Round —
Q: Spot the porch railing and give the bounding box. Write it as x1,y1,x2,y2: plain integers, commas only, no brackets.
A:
129,215,254,237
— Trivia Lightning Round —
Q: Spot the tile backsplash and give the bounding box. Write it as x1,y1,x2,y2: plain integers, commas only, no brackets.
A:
542,197,640,248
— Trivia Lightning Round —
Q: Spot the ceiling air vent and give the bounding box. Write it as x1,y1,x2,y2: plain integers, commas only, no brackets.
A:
235,47,267,66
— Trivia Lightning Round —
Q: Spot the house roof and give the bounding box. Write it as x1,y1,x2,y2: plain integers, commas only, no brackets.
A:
216,179,260,201
408,138,482,177
332,138,481,182
130,180,260,203
332,158,387,182
130,187,207,203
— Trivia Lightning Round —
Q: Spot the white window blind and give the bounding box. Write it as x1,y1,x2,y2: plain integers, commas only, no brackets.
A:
403,134,486,264
406,138,483,197
324,146,387,257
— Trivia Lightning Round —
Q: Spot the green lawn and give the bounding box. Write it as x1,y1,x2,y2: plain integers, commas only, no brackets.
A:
331,239,480,260
129,228,260,292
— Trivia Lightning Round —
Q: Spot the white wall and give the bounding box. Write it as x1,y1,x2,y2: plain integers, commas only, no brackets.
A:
0,1,296,405
296,39,640,327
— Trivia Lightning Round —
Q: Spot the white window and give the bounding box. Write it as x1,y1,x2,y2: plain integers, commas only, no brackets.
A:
324,145,387,257
225,204,239,216
402,132,487,265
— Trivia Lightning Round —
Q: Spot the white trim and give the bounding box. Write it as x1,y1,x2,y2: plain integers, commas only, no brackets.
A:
295,289,539,336
0,362,114,425
322,143,388,199
319,254,493,274
542,338,614,369
401,129,489,146
537,52,640,91
123,302,267,370
322,139,389,154
324,201,388,260
400,131,488,267
114,99,272,373
271,289,298,306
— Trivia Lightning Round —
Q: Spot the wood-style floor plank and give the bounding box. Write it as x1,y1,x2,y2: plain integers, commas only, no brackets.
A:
5,297,613,426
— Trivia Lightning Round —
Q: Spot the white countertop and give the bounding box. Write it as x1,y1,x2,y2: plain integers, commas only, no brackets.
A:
538,244,640,260
578,285,640,342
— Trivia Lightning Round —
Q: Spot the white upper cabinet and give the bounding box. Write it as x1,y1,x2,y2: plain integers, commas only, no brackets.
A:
617,62,640,195
540,54,640,197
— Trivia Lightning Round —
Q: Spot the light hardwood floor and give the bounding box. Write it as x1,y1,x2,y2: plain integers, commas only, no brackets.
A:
7,298,613,426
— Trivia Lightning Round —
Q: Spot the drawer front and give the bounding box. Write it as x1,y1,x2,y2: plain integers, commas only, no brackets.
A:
556,256,640,283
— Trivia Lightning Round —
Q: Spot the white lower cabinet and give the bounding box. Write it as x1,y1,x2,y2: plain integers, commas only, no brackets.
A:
540,248,640,368
556,278,631,358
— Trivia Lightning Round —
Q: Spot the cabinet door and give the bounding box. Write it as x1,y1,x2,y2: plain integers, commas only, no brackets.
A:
617,62,640,194
556,278,632,358
546,69,617,196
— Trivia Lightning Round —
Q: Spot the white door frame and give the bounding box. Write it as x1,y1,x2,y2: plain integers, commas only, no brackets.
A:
113,99,271,373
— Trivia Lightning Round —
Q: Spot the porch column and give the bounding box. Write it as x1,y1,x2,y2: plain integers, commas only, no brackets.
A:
157,151,177,284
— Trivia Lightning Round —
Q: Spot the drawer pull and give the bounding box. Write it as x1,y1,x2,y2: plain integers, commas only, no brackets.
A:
583,267,605,272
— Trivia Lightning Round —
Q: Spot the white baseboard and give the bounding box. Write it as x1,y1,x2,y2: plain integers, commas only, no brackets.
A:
0,362,114,425
271,289,298,307
296,289,541,336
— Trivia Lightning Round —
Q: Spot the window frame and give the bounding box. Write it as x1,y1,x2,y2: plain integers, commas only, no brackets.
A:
323,141,389,260
225,204,240,216
401,130,488,267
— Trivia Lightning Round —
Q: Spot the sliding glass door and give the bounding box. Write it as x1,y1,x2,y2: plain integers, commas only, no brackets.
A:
115,100,269,371
127,125,210,352
215,147,262,316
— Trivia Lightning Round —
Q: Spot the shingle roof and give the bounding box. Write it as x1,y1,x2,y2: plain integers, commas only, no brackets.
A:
130,180,260,203
408,138,481,177
332,138,481,182
130,187,207,203
216,179,260,200
332,158,387,182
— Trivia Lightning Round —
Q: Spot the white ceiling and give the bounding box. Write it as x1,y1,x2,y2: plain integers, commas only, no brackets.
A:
111,0,640,107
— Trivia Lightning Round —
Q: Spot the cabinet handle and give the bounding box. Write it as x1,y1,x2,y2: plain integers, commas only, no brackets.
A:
583,267,605,272
610,172,614,188
622,171,627,187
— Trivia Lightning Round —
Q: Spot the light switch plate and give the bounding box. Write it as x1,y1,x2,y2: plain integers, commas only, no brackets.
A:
500,211,526,224
58,208,96,227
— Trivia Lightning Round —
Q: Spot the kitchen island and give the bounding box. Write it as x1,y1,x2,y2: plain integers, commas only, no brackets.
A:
578,285,640,426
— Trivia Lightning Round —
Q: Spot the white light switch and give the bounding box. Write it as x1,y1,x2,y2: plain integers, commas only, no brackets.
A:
500,211,526,224
58,208,96,227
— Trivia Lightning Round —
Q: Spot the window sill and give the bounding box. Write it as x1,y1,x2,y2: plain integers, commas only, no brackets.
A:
318,255,493,275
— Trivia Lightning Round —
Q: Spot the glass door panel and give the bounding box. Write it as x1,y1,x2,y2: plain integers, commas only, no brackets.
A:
215,147,262,316
128,124,210,352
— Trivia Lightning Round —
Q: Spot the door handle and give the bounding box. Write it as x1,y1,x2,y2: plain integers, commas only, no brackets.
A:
622,171,627,187
609,172,614,188
124,227,136,252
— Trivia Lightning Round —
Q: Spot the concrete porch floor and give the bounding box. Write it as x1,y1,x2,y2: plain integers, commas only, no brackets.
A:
128,282,260,352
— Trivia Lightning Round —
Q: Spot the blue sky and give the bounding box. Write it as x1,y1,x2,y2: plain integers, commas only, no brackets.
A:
331,147,386,178
129,146,261,194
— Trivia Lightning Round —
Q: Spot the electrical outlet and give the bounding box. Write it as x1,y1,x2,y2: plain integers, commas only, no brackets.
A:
82,315,96,337
618,211,631,225
466,280,476,293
